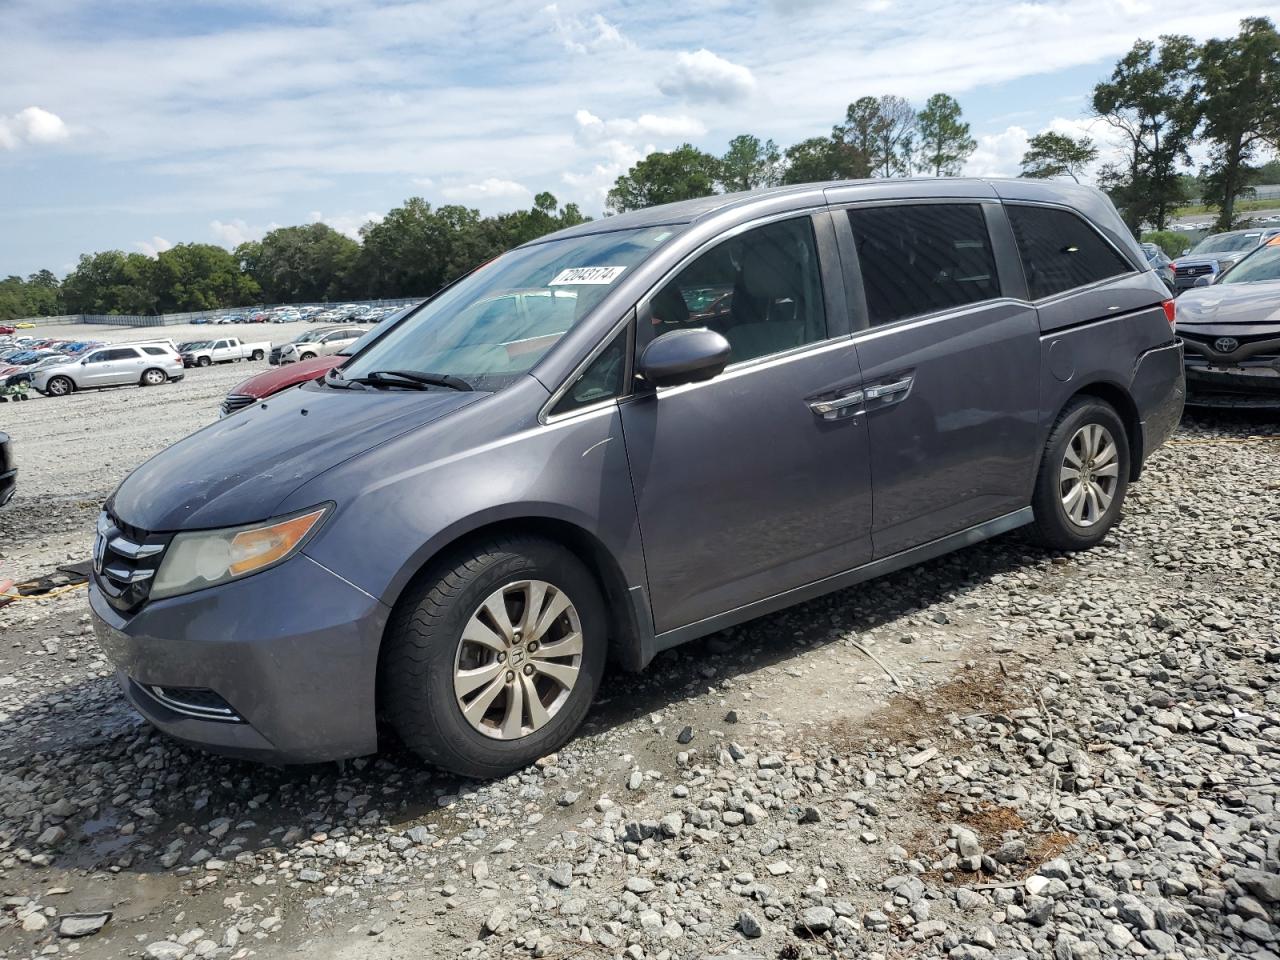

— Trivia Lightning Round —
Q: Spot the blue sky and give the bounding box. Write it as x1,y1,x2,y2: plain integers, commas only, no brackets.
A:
0,0,1268,277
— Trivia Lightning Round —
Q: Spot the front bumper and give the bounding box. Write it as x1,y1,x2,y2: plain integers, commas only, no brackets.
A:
90,553,390,763
1184,362,1280,408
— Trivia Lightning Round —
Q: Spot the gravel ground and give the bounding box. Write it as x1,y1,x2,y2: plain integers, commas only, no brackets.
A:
1,328,1278,960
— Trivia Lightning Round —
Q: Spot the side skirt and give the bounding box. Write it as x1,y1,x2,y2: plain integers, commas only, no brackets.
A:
639,507,1034,666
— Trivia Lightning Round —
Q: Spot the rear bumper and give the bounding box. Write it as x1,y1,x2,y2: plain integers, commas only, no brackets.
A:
90,553,390,763
1131,340,1185,470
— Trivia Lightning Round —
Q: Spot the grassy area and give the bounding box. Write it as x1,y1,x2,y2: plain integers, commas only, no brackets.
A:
1172,197,1279,218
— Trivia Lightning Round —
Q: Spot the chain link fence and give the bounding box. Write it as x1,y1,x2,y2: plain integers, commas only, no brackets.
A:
12,299,424,328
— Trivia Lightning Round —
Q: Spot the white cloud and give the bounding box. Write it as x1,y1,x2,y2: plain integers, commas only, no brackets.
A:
657,49,756,104
308,209,383,239
209,218,279,248
1010,3,1073,26
0,106,70,150
543,4,629,55
441,178,533,202
411,176,434,188
574,109,705,142
133,235,173,258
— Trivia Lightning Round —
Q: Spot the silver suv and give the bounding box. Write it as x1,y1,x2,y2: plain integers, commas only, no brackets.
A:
35,343,185,396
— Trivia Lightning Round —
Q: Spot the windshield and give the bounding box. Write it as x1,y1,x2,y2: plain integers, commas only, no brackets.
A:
1219,242,1280,284
186,340,211,350
340,226,680,391
1192,232,1262,254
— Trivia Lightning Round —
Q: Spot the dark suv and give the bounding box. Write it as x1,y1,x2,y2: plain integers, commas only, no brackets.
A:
90,179,1184,777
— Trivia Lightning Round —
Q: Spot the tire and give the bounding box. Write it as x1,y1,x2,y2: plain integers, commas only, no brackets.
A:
1031,397,1130,551
299,352,316,361
197,356,212,367
140,368,167,387
381,536,607,778
46,376,73,397
251,350,265,361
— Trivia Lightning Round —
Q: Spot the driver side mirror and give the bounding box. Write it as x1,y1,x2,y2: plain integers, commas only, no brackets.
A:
637,328,731,388
1181,248,1191,256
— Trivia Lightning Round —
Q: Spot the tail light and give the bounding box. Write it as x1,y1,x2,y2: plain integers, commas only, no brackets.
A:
1162,299,1176,326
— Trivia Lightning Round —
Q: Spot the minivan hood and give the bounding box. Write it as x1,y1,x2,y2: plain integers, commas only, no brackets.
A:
1176,282,1280,327
110,383,483,532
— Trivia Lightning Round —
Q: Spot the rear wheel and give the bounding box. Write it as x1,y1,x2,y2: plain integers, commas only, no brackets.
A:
46,376,73,397
1031,397,1130,551
251,350,265,361
140,368,167,386
381,536,606,778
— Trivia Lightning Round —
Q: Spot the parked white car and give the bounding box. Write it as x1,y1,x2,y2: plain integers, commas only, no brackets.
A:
277,327,367,363
34,344,185,397
180,337,269,367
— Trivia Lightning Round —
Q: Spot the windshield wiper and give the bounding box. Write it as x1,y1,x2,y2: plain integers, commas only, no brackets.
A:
348,370,473,392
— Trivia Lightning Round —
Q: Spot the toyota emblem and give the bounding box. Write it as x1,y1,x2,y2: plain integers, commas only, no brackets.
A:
1214,336,1239,353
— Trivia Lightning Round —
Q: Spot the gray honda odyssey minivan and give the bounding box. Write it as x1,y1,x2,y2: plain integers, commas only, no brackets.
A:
91,178,1184,777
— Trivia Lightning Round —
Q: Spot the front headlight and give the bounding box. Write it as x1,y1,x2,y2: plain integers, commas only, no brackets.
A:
150,505,330,600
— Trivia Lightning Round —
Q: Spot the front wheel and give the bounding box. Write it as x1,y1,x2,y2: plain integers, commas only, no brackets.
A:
1031,397,1130,551
298,352,316,361
197,356,212,367
381,537,606,778
46,376,73,397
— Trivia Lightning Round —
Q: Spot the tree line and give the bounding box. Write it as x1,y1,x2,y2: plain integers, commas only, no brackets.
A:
1,193,586,321
3,17,1276,323
606,92,977,212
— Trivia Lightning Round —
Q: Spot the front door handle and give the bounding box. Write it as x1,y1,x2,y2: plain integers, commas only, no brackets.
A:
808,389,864,419
864,377,912,400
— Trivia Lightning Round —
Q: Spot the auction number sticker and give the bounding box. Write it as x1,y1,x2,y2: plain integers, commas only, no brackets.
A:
549,266,627,285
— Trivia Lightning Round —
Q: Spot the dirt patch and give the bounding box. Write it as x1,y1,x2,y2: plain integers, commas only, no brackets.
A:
826,666,1028,750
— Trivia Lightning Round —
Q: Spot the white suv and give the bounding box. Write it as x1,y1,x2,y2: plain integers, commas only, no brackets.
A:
277,328,367,363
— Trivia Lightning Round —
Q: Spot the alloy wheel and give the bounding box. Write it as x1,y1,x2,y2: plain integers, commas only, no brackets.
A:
48,377,70,396
1060,423,1119,527
452,579,583,740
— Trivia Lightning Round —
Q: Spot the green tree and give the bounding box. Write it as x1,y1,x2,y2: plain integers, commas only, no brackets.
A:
1196,18,1280,230
871,95,915,177
834,96,881,180
61,251,159,315
1092,35,1201,232
246,223,361,303
719,135,782,192
781,136,847,184
1019,131,1099,182
915,94,976,176
606,145,722,212
151,243,260,312
488,192,590,248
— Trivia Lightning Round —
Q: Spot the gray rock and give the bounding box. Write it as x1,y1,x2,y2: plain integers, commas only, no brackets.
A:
737,910,762,938
797,906,835,933
58,914,110,938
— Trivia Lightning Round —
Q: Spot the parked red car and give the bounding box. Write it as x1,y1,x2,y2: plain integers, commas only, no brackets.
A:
219,353,341,415
0,326,15,336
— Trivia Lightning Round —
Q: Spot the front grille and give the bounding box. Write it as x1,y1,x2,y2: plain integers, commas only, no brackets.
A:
132,681,243,723
220,393,256,416
94,511,170,614
1175,264,1214,277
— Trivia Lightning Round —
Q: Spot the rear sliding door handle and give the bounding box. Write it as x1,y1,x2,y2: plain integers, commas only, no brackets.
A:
808,389,864,418
864,377,912,400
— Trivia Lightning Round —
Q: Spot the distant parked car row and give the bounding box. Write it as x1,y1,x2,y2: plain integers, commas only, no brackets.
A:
0,334,108,392
1169,227,1280,291
188,303,410,326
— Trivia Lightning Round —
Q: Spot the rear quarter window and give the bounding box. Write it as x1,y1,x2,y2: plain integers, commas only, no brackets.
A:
1006,204,1134,300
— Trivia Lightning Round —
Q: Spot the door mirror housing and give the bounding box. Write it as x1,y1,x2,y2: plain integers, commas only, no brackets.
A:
638,328,732,388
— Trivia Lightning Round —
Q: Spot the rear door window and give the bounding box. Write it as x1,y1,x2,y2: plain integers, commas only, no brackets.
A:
1005,204,1134,300
846,204,1001,326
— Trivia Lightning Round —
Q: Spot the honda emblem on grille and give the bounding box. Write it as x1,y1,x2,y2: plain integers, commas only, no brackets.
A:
93,533,107,575
1214,337,1239,353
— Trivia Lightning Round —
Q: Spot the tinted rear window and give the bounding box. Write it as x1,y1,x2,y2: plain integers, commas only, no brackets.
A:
846,204,1001,326
1006,204,1133,299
